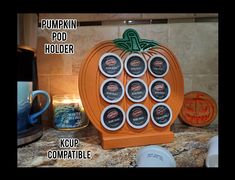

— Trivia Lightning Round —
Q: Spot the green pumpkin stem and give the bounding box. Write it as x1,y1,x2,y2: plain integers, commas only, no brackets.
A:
113,29,158,52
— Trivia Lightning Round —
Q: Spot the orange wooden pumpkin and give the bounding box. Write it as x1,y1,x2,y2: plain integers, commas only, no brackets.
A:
179,91,217,127
79,29,184,149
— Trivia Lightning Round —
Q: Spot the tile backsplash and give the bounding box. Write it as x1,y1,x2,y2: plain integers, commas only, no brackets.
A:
36,22,218,126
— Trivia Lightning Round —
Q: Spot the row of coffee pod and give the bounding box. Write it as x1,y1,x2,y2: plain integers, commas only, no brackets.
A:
101,103,172,131
100,78,170,103
99,53,169,78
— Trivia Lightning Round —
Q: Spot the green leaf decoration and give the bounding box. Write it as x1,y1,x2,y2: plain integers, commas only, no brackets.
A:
113,29,158,52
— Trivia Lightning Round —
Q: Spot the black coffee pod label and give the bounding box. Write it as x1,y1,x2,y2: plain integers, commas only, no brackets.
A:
100,79,124,103
99,53,123,77
101,105,125,131
148,55,169,77
127,104,149,129
151,103,172,127
149,79,170,102
126,79,148,102
125,54,147,77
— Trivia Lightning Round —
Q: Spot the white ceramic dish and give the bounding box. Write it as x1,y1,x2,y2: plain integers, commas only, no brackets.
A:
136,145,176,167
206,135,218,167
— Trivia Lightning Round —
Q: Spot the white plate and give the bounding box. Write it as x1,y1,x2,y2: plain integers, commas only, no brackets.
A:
136,145,176,167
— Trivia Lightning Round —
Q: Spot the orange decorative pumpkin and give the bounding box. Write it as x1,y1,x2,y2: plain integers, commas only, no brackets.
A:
79,29,184,149
179,91,217,127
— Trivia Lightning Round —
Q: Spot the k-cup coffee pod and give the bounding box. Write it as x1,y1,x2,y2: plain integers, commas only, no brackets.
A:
148,54,169,77
151,103,172,127
127,104,150,129
149,79,171,102
101,105,125,131
206,135,218,167
124,53,147,77
99,53,123,77
136,145,176,167
100,78,124,103
126,78,148,102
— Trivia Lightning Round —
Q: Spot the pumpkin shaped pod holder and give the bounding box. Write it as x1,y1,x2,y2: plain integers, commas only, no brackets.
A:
79,29,184,149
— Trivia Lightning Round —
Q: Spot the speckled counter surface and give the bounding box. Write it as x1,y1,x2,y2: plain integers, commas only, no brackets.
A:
17,123,218,167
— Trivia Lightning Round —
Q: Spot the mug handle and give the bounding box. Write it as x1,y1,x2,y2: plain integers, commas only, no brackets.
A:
28,90,51,124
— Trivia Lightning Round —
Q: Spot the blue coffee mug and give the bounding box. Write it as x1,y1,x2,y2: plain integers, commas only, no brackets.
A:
17,82,51,131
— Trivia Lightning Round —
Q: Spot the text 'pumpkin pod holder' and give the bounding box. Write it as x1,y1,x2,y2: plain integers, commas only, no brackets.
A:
79,29,184,149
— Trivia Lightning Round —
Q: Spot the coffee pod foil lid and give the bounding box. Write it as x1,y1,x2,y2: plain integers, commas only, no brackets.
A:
100,78,124,103
126,78,148,102
124,53,147,77
149,79,171,102
99,53,123,77
127,104,150,129
151,103,172,127
148,54,169,77
101,105,125,131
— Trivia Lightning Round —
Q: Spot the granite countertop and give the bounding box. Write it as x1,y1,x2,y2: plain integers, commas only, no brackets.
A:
17,123,218,167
